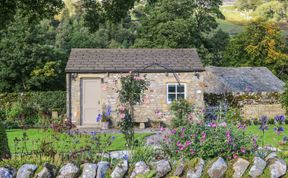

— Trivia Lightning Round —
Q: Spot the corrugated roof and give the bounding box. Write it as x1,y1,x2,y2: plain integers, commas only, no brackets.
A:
204,66,285,94
65,48,204,73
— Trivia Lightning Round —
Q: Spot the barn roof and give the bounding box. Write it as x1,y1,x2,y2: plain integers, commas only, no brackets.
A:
65,48,204,73
204,66,285,94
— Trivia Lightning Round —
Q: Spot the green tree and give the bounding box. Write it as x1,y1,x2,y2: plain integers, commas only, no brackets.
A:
0,121,11,160
223,21,288,80
0,0,63,30
0,12,66,92
133,0,228,65
236,0,265,11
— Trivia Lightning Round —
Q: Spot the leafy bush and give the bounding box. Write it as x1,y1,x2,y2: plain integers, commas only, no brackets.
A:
281,81,288,115
0,121,11,160
161,123,254,160
170,99,193,128
0,91,66,128
130,146,155,164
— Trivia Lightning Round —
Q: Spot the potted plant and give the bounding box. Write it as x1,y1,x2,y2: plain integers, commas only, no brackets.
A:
96,105,112,130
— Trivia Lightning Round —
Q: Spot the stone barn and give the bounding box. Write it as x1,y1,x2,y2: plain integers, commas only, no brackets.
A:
204,66,286,119
66,49,205,128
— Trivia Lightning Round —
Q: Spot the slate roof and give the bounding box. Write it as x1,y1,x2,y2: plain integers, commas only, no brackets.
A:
204,66,285,94
65,48,204,73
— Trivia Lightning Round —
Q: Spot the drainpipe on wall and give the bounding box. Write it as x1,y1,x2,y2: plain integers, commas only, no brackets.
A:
68,73,72,121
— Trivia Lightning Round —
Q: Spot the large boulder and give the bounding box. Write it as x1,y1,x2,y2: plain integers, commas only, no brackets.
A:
57,163,80,178
96,161,109,178
207,157,227,178
150,160,171,178
80,163,97,178
186,158,205,178
130,161,150,178
0,167,16,178
111,160,128,178
16,164,38,178
268,158,287,178
36,163,57,178
173,159,185,176
232,158,250,178
249,157,266,178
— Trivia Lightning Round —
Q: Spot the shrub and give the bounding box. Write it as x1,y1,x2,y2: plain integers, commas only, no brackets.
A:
0,121,11,160
170,99,193,128
281,81,288,115
161,123,253,160
225,107,243,124
0,91,66,128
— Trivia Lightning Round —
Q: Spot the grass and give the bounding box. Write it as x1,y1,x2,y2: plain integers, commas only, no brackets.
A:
6,129,152,153
246,125,288,147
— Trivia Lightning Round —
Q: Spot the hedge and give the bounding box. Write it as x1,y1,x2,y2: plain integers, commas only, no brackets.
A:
0,91,66,128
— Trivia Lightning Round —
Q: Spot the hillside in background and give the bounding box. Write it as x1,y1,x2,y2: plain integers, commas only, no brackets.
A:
219,0,288,35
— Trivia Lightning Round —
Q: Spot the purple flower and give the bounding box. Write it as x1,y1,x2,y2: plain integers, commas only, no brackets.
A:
171,129,177,135
105,105,112,117
274,127,284,135
96,114,102,122
90,131,97,136
111,136,116,141
226,130,232,144
274,115,286,124
241,148,246,153
259,115,269,131
237,123,246,130
122,155,129,160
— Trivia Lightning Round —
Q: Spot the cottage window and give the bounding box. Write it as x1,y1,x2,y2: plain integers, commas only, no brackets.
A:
167,83,186,104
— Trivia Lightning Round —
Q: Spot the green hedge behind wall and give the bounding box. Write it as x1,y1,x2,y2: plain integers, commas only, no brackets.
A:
0,91,66,128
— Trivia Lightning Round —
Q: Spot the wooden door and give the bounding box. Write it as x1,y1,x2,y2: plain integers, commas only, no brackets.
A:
81,79,101,125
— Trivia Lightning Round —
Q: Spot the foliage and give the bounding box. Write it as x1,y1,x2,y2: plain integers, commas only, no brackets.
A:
130,146,156,164
170,99,193,128
0,0,63,30
225,107,243,124
223,20,288,81
281,81,288,114
236,0,264,11
0,121,11,160
117,74,149,148
133,0,229,66
0,91,66,128
82,0,138,32
0,12,67,92
161,123,254,160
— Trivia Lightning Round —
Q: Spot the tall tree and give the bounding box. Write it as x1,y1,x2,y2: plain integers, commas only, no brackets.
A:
133,0,228,65
223,21,288,80
0,12,66,92
0,0,63,29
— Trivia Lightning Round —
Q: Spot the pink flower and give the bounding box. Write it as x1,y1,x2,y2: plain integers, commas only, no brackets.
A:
201,132,206,142
226,130,232,144
219,122,227,128
118,105,126,112
233,154,238,159
179,145,185,151
160,127,166,132
120,113,126,119
190,149,195,155
241,148,246,153
176,141,181,147
171,129,177,135
185,141,192,146
208,122,217,128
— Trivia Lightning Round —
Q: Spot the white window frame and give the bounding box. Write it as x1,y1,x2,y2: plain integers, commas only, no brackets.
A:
166,83,187,104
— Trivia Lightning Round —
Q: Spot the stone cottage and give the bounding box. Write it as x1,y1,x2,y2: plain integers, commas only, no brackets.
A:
66,49,205,127
204,66,286,119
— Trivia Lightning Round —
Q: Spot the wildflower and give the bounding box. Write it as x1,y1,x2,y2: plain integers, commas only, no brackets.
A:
252,136,258,148
105,105,112,117
241,148,246,153
226,130,232,144
96,114,102,122
181,127,186,133
218,122,227,128
120,113,126,119
90,131,97,136
259,115,269,131
160,127,166,132
208,122,217,128
185,141,192,146
111,136,116,141
274,115,286,124
171,129,177,135
233,154,238,159
237,123,246,130
201,132,206,142
274,127,284,135
190,149,195,155
122,155,129,160
118,105,126,112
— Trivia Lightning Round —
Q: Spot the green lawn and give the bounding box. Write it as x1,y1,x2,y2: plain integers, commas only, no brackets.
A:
246,125,288,147
6,129,151,154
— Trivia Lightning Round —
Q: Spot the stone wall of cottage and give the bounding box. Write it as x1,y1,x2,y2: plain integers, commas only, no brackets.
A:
67,72,205,126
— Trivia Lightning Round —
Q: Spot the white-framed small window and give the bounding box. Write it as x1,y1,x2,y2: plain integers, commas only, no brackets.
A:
166,83,187,104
